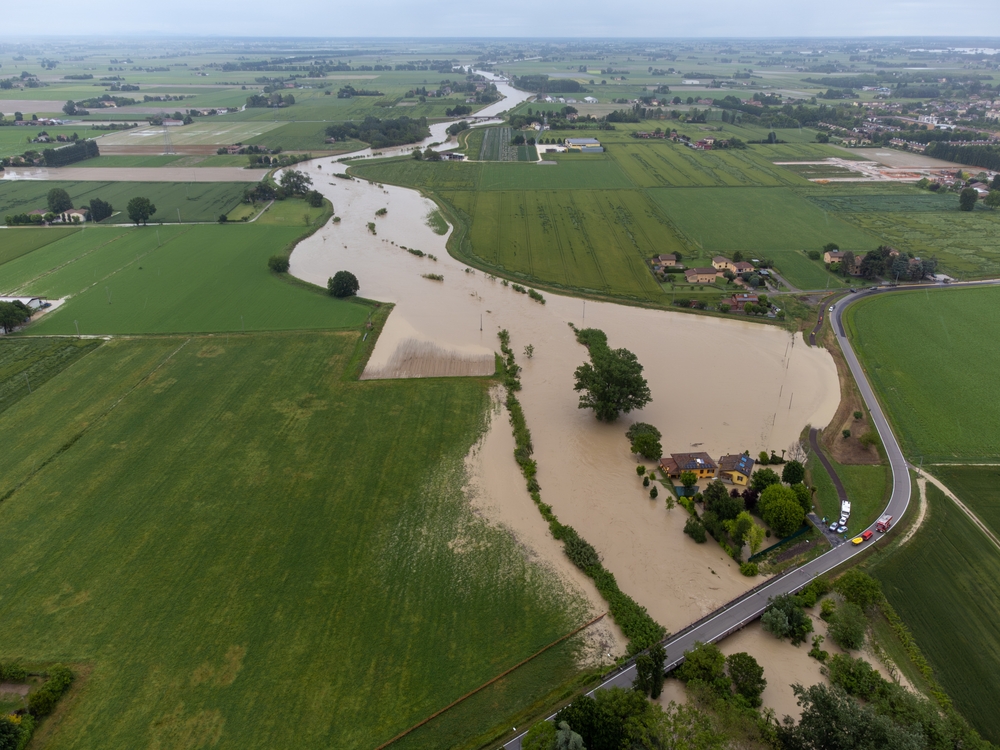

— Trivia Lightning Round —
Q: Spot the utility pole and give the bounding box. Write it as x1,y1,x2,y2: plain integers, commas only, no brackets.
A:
25,373,31,393
74,320,80,336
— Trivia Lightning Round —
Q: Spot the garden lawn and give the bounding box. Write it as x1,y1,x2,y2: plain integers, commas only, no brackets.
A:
0,332,588,749
868,485,1000,743
845,286,1000,461
808,454,889,535
0,180,249,224
18,224,370,334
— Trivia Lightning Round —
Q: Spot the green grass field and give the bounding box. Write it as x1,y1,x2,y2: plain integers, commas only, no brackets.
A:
0,127,93,158
5,224,368,334
869,484,1000,743
0,226,79,266
809,455,888,534
0,181,251,225
0,332,588,749
846,286,1000,462
929,466,1000,542
607,143,810,188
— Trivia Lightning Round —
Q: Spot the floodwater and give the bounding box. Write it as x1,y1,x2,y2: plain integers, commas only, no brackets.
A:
288,79,840,646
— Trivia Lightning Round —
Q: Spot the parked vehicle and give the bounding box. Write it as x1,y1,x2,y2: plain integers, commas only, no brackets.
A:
851,535,864,545
876,514,893,532
836,523,848,534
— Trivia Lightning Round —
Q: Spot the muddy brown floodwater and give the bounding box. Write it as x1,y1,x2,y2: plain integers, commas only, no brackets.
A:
289,127,839,658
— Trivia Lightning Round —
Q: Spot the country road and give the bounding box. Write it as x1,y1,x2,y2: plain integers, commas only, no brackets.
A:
499,280,1000,750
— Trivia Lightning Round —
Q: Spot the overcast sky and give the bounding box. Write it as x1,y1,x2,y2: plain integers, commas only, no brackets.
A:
1,0,999,39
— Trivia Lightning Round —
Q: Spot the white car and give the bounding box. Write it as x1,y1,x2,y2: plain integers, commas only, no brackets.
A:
829,306,835,312
836,524,849,534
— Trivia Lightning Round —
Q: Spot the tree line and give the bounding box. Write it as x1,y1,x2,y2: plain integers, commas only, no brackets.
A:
325,116,429,149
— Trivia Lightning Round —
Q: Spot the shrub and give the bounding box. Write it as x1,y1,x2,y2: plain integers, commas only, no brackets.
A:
562,527,601,571
761,594,813,645
853,410,863,420
820,598,837,621
643,476,650,487
218,213,228,223
0,662,27,682
781,460,805,485
750,467,781,492
809,634,828,662
267,255,289,273
422,273,444,281
527,288,546,304
739,562,758,577
649,485,658,499
684,515,707,543
636,464,646,476
842,428,851,439
28,665,73,718
834,569,884,611
859,431,880,448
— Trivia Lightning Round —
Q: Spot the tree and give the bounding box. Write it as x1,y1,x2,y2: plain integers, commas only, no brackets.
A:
89,197,113,222
0,716,23,750
726,511,755,547
631,433,661,460
959,187,978,211
307,189,324,207
126,196,156,225
834,569,883,612
280,169,313,195
684,515,707,543
267,255,289,273
328,270,359,298
750,467,780,493
828,601,867,650
555,722,583,750
0,301,32,333
993,174,1000,191
675,642,731,697
705,481,742,520
759,487,805,537
780,683,925,750
725,652,766,707
761,594,813,644
746,522,766,556
47,187,72,214
679,471,697,490
986,190,1000,208
574,345,651,422
791,483,812,514
635,643,666,698
781,460,805,485
522,720,557,750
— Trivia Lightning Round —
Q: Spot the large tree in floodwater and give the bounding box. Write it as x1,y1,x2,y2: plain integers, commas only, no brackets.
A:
573,341,651,422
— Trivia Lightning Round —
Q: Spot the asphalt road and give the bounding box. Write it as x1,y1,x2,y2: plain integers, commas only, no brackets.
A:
500,284,931,750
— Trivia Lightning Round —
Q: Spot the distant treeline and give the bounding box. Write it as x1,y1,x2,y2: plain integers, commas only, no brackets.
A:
219,58,457,74
43,139,99,167
325,116,429,149
337,85,384,98
512,75,587,94
926,143,1000,172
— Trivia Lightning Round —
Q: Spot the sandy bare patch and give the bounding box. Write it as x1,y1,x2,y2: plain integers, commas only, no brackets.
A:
2,167,262,183
464,389,628,664
899,477,929,546
362,336,494,380
0,682,30,697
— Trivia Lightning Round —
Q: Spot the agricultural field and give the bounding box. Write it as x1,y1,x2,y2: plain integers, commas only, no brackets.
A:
5,223,369,335
0,226,78,266
929,466,1000,543
845,286,1000,462
441,188,674,301
0,332,589,749
479,159,633,191
64,154,250,168
0,337,100,415
0,180,249,224
868,484,1000,743
94,121,286,148
607,143,811,188
649,187,877,256
0,127,95,158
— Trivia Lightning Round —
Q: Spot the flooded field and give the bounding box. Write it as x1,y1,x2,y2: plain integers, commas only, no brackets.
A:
290,153,839,638
1,166,261,182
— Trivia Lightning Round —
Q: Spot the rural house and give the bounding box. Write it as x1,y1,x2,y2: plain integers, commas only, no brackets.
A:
718,454,755,486
731,292,759,308
685,267,720,284
823,250,845,264
660,453,718,480
712,256,736,272
733,261,755,274
653,253,678,268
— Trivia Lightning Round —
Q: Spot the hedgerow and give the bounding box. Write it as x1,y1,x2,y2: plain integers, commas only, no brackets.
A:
497,329,666,654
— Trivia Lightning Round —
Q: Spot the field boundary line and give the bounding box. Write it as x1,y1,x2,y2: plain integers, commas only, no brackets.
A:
7,229,133,296
916,467,1000,551
0,338,192,505
373,612,607,750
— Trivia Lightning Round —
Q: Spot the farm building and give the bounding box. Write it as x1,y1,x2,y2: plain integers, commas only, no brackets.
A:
660,453,718,480
565,137,604,153
0,297,44,310
684,268,719,284
583,97,598,104
718,454,755,486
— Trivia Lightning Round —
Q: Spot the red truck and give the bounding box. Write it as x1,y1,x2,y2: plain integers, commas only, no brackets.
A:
876,514,893,533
